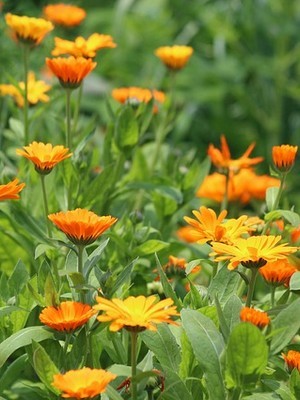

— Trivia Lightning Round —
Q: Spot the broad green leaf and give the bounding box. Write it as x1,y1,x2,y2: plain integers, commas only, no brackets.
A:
279,210,300,227
243,394,279,399
8,259,29,294
126,182,183,204
266,187,280,211
262,379,296,400
83,238,110,278
0,354,27,393
208,265,240,304
114,106,139,149
134,240,169,256
223,295,243,332
104,385,127,400
0,306,20,317
108,258,138,297
290,272,300,291
159,367,194,400
183,156,211,192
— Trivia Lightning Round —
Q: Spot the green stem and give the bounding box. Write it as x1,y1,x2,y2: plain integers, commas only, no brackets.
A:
130,331,138,400
22,44,29,144
65,88,72,150
40,174,52,238
245,268,259,307
77,244,85,302
270,285,276,308
72,84,83,136
62,332,72,371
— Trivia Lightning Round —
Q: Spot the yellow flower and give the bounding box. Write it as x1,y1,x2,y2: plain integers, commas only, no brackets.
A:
240,307,270,329
272,144,298,172
52,34,117,58
43,4,86,27
155,45,193,70
5,13,53,45
52,367,116,399
282,350,300,373
210,235,297,270
0,179,25,201
259,259,297,287
48,208,117,246
16,141,72,174
93,295,179,332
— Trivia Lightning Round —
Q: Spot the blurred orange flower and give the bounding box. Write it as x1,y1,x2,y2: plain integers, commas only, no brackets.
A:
272,144,298,172
291,227,300,244
43,4,86,27
259,259,297,286
112,86,165,112
282,350,300,372
176,225,198,243
48,208,117,246
52,367,116,399
163,255,201,276
155,45,193,70
0,179,25,201
240,307,270,329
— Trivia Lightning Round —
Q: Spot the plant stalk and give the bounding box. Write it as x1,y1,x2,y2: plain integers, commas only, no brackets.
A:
130,331,138,400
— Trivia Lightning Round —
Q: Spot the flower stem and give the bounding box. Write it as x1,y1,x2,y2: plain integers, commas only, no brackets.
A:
130,331,138,400
272,172,287,211
40,174,52,239
72,84,83,136
77,244,85,302
245,268,259,307
62,332,72,372
22,44,29,145
270,285,276,308
65,88,72,150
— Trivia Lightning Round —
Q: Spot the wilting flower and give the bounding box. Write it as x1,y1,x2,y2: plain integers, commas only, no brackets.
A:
43,3,86,27
5,13,53,45
52,34,117,58
39,301,96,332
282,350,300,373
94,295,179,332
240,307,270,329
46,57,97,89
48,208,117,246
155,45,193,70
112,86,165,112
52,367,116,399
210,235,297,270
272,144,298,172
0,179,25,201
259,259,297,287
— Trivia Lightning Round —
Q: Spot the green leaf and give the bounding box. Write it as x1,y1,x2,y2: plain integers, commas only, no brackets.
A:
208,265,240,304
279,210,300,227
243,394,279,399
108,258,138,296
266,187,280,211
134,240,169,256
104,384,128,400
183,156,211,192
83,238,110,278
8,259,29,294
223,295,243,332
0,354,27,393
126,182,183,204
160,368,194,400
114,106,139,149
290,272,300,291
262,379,296,400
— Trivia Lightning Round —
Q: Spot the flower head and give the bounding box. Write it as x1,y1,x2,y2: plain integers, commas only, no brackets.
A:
5,13,53,45
163,255,200,278
48,208,117,246
52,367,116,399
259,259,297,287
39,301,96,332
0,179,25,201
43,4,86,27
282,350,300,373
16,141,72,174
155,45,193,70
210,235,297,270
52,34,117,58
94,295,179,332
272,144,298,172
240,307,270,329
112,86,165,112
46,57,97,89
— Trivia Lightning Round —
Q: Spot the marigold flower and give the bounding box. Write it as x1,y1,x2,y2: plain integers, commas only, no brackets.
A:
272,144,298,172
210,235,297,270
48,208,117,246
240,307,270,329
0,179,25,201
291,227,300,244
176,226,198,243
93,295,179,332
39,301,96,332
163,255,201,277
52,34,117,58
155,45,193,70
282,350,300,373
46,57,97,89
259,259,297,287
112,86,165,112
52,367,116,399
5,13,53,45
43,4,86,27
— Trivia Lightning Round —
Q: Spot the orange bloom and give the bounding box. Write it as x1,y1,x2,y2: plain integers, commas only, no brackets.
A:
46,57,97,89
5,13,53,45
48,208,117,246
210,235,297,270
291,227,300,244
259,259,297,286
155,45,193,70
176,225,198,243
52,34,117,58
0,179,25,201
112,86,165,112
94,295,179,332
163,255,201,277
16,142,72,174
240,307,270,329
39,301,96,332
52,367,116,399
272,144,298,172
282,350,300,372
43,4,86,27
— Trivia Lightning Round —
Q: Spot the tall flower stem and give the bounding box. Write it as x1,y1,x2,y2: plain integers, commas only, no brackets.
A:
22,44,30,144
77,244,85,302
40,174,52,239
130,331,138,400
72,84,83,137
245,269,259,307
270,286,276,308
65,88,72,150
62,332,72,372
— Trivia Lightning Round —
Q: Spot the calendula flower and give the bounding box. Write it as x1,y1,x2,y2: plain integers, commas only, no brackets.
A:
176,226,198,243
0,179,25,201
162,255,201,278
282,350,300,373
52,367,116,399
291,227,300,244
43,4,86,27
16,141,72,174
272,144,298,172
46,57,97,89
39,301,96,332
5,13,53,45
52,34,117,58
155,45,193,70
240,307,270,329
210,235,297,270
259,259,297,287
48,208,117,246
94,295,179,332
112,86,165,111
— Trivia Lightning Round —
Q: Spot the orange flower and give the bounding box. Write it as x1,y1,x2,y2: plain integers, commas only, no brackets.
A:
210,235,297,270
259,259,297,286
0,179,25,201
240,307,270,329
43,4,86,27
163,255,201,277
5,13,53,45
208,135,263,174
52,34,117,58
94,295,179,332
112,86,165,112
39,301,96,332
176,225,198,243
48,208,117,246
291,227,300,244
46,57,97,89
282,350,300,372
52,367,116,399
272,144,298,172
155,45,193,70
16,141,72,174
